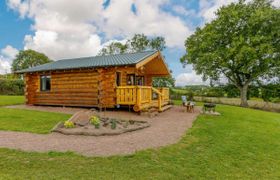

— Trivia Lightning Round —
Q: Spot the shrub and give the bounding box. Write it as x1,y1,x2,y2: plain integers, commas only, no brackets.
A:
0,79,24,95
111,119,117,129
64,121,75,128
90,116,100,129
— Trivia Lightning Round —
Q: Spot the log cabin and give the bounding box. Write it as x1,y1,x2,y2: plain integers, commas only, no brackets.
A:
17,50,171,112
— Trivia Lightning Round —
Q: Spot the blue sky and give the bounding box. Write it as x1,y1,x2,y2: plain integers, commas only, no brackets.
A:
1,0,278,85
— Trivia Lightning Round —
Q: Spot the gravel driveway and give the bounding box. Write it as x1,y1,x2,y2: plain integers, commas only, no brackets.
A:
0,106,200,156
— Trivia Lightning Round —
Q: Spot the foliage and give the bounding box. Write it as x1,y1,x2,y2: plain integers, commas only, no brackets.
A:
98,42,128,55
111,119,117,129
0,108,70,133
0,73,20,79
1,105,280,179
181,0,280,107
172,83,280,103
127,34,150,52
152,76,175,88
99,34,166,55
0,79,24,95
260,83,280,102
149,36,166,51
12,49,52,72
64,121,75,128
90,116,100,129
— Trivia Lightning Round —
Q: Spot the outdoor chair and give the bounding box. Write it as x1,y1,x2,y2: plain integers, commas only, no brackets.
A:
182,96,195,113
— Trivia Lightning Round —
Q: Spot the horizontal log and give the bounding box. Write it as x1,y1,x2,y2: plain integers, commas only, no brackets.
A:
51,80,99,85
34,99,98,104
52,76,99,81
52,72,99,78
33,102,99,107
51,84,98,89
35,96,98,101
35,91,98,96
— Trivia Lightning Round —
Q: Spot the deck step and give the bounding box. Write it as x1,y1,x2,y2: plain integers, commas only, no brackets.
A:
159,105,173,112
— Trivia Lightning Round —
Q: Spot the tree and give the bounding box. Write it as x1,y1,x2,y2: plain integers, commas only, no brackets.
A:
127,34,149,52
152,76,175,88
99,34,167,54
12,50,52,72
98,42,128,56
149,37,166,51
98,34,174,87
181,0,280,107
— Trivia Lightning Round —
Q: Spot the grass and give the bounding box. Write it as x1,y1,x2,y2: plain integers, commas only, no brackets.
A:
0,105,279,179
0,95,70,133
0,108,71,133
0,95,25,106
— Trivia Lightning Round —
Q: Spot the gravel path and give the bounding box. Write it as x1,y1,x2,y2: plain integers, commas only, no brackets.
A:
0,106,200,156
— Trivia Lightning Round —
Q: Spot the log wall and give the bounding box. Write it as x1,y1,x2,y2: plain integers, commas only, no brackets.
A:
25,69,100,107
25,66,154,108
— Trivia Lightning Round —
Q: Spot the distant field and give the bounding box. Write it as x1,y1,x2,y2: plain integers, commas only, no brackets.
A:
0,96,25,106
194,96,280,112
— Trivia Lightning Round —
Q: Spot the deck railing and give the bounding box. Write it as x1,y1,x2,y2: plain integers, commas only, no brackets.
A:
157,87,169,102
116,86,169,112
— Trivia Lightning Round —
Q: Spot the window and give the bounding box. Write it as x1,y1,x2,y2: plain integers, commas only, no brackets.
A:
40,75,51,91
136,76,144,86
127,74,135,85
116,72,121,86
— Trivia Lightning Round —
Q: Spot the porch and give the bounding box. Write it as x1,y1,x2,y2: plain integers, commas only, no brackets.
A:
116,86,170,112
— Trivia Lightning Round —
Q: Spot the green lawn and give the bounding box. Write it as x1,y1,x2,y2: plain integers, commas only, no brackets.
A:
0,95,25,106
0,105,279,179
0,108,71,133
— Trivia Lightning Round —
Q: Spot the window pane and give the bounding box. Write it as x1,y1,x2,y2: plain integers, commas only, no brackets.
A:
40,75,51,91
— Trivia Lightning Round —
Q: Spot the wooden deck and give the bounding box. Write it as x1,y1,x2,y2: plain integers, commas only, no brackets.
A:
116,86,170,112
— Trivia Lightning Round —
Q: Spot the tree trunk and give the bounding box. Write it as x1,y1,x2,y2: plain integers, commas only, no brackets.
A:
240,85,249,107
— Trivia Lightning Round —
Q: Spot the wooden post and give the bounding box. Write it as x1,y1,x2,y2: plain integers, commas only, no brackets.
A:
137,86,141,110
158,94,162,112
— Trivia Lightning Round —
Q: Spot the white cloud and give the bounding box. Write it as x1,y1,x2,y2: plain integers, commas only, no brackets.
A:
1,45,19,60
0,45,19,74
272,0,280,7
199,0,237,22
172,5,196,17
198,0,280,23
175,70,209,86
7,0,192,61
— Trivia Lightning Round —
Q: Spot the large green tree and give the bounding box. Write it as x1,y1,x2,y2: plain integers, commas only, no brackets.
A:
181,0,280,107
12,50,52,72
99,34,174,87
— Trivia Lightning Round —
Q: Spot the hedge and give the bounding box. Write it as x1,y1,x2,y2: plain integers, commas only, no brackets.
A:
0,79,24,95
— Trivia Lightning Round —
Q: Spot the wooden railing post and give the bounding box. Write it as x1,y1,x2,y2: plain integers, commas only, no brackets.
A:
136,86,141,110
158,94,162,111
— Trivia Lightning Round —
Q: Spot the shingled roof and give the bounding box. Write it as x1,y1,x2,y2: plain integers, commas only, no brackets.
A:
17,50,158,73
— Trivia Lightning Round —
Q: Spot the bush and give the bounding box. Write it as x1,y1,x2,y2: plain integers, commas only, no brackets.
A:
90,116,100,129
64,121,75,128
0,79,24,95
111,119,117,129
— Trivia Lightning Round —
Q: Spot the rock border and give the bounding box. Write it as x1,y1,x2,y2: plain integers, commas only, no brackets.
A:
52,120,150,136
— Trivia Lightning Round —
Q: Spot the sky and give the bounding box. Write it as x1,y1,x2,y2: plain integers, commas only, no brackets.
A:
0,0,279,86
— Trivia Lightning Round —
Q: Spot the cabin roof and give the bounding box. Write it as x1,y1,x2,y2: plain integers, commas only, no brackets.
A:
17,50,163,73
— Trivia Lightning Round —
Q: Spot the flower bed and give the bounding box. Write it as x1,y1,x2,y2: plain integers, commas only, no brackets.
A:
52,116,150,136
